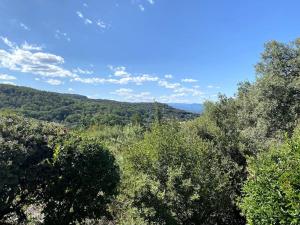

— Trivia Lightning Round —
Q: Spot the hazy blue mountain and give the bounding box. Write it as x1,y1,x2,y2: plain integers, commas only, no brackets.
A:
168,103,203,114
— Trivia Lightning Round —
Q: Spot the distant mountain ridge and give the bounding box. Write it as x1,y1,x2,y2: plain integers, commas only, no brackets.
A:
0,84,197,126
168,103,203,114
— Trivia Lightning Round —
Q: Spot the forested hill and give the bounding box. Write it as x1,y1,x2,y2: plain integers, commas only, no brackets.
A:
0,84,196,126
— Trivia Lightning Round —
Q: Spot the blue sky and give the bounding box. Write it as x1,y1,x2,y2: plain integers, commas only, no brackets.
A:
0,0,300,103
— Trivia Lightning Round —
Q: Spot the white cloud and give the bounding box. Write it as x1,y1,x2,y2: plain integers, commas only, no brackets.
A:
207,85,220,89
0,37,76,78
158,80,181,89
73,67,93,75
131,74,159,84
46,79,63,85
76,11,83,18
139,4,145,11
20,23,30,31
88,65,159,85
73,73,158,85
113,88,133,95
97,20,107,29
0,81,15,85
174,87,204,97
0,73,16,80
158,78,204,101
181,78,198,83
83,3,88,7
147,0,155,4
0,38,206,103
111,88,153,102
68,88,74,92
159,94,187,103
76,11,109,29
1,37,15,48
76,11,93,25
164,74,173,79
85,18,93,25
55,30,71,42
21,41,43,51
72,77,106,84
109,65,130,77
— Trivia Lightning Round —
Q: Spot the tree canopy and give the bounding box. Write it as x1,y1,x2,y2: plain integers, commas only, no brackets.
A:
0,113,120,224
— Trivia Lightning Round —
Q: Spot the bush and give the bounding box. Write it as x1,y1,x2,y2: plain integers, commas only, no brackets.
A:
42,136,120,225
0,113,64,223
116,122,242,225
239,128,300,225
0,114,120,224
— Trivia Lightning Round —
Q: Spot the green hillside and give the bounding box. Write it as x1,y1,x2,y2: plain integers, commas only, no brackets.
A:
0,84,196,126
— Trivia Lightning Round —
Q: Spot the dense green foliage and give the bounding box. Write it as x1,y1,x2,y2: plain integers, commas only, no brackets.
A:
1,38,300,224
115,122,243,225
0,113,64,223
236,40,300,152
43,136,120,224
0,84,196,127
0,114,119,224
239,130,300,225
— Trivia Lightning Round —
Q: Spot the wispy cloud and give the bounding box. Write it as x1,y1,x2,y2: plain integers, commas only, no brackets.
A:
72,67,94,75
132,0,155,11
159,93,188,103
0,73,16,80
97,20,108,29
75,64,204,102
158,80,181,89
164,74,173,79
73,73,158,85
158,78,204,101
207,85,220,89
46,79,63,85
21,41,43,51
76,11,109,29
85,18,93,25
111,88,153,102
0,37,205,103
55,30,71,42
1,37,15,48
139,4,145,11
20,23,30,31
174,87,203,97
0,81,15,85
109,65,131,77
76,11,93,25
159,89,204,103
181,78,198,83
76,11,84,18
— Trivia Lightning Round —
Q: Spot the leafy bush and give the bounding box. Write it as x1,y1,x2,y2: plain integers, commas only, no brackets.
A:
239,129,300,225
0,114,120,224
42,136,120,224
116,122,242,225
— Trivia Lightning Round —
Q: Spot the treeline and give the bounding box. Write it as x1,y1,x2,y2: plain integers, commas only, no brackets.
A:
0,84,196,127
1,38,300,224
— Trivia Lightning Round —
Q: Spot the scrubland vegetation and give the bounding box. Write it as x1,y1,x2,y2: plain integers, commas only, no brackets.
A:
1,39,300,224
